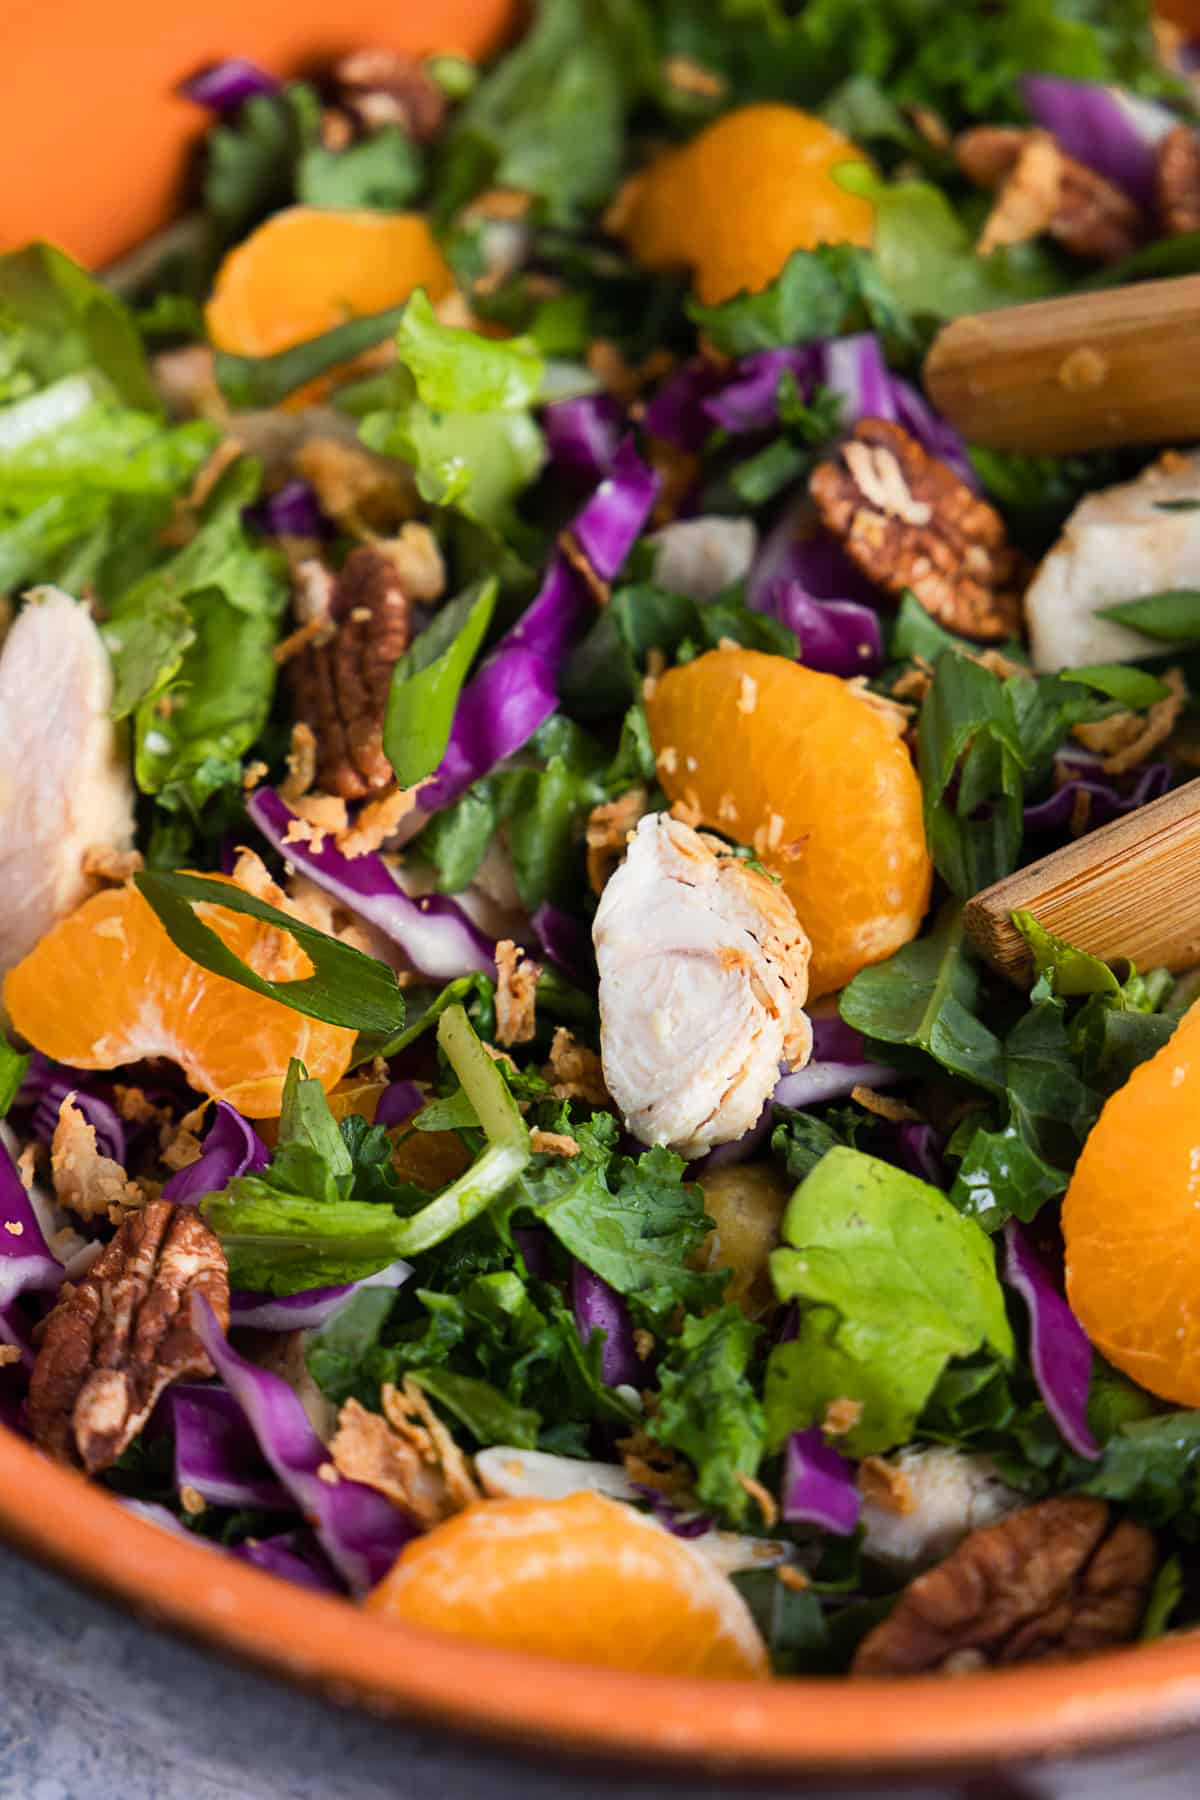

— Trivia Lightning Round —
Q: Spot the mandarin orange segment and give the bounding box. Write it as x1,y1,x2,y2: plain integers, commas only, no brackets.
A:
2,879,356,1118
205,207,455,358
1063,1002,1200,1407
645,649,931,996
612,104,874,304
366,1491,768,1679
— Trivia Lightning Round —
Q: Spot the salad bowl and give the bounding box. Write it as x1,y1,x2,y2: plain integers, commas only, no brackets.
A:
5,0,1200,1789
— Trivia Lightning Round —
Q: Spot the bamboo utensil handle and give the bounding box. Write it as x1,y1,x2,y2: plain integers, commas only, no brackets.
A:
924,276,1200,455
963,778,1200,983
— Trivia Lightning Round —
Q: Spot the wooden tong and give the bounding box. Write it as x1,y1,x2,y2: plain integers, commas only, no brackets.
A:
924,274,1200,455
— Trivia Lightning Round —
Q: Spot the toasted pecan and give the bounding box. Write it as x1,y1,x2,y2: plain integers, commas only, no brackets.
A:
290,547,412,801
957,126,1143,263
333,49,448,143
1156,125,1200,239
28,1202,229,1474
810,419,1027,640
852,1497,1155,1676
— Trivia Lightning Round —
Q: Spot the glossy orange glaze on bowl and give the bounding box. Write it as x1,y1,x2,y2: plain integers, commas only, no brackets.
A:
5,0,1200,1776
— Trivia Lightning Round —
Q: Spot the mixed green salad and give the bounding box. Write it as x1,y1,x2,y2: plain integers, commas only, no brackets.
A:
4,0,1200,1681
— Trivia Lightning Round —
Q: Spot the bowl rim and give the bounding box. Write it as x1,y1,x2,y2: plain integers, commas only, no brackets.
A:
4,1422,1199,1771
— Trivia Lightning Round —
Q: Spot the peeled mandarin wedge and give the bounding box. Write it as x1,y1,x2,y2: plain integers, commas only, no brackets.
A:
3,878,356,1118
366,1491,769,1679
1063,1002,1200,1407
205,207,454,358
611,104,874,304
645,649,931,997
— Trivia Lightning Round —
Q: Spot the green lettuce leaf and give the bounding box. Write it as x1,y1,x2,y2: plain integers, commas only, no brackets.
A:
0,242,158,408
766,1147,1013,1455
512,1113,724,1326
384,578,497,786
649,1307,767,1522
296,128,425,212
434,0,655,225
360,292,546,536
0,1034,29,1120
103,457,286,720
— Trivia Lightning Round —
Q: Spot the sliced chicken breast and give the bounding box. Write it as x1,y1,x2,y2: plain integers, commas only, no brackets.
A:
1026,450,1200,671
0,588,134,976
594,813,812,1157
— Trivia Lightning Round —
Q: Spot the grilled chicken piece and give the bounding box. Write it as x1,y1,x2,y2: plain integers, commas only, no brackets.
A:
0,588,134,977
1027,451,1200,671
594,813,812,1156
860,1445,1023,1576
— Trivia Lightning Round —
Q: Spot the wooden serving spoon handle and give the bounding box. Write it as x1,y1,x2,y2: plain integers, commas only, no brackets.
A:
923,275,1200,455
963,778,1200,983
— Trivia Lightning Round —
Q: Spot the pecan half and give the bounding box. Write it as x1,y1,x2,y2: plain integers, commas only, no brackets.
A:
1156,125,1200,239
28,1202,229,1475
810,419,1026,640
957,126,1143,263
852,1497,1155,1677
290,547,411,801
333,49,448,144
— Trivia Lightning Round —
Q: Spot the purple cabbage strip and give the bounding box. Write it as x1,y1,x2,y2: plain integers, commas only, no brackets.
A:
232,1530,344,1593
889,1122,949,1190
687,1095,774,1174
248,787,497,980
229,1258,411,1332
419,439,658,816
167,1385,293,1512
772,584,884,679
567,436,662,582
513,1226,553,1279
192,1296,418,1593
632,1484,713,1539
1003,1221,1100,1462
179,58,281,113
542,393,623,476
703,348,815,436
891,378,980,491
530,902,596,990
780,1428,862,1534
1020,75,1176,209
571,1263,641,1388
243,479,329,541
643,360,727,450
774,1014,901,1111
374,1080,425,1128
20,1056,126,1163
162,1102,269,1206
0,1137,65,1368
121,1499,205,1542
1024,761,1172,836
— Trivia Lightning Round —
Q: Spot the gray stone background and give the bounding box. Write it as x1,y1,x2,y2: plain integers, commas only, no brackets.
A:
0,1539,1192,1800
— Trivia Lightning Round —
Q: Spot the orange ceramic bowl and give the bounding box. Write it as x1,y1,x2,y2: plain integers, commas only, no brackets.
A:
5,1,1200,1781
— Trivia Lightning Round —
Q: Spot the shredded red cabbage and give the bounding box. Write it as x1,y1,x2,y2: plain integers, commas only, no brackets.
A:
631,1483,713,1538
888,1122,949,1190
514,1225,553,1279
419,440,658,816
192,1295,418,1592
232,1530,344,1593
19,1055,127,1163
781,1428,861,1534
243,479,329,541
773,1015,901,1111
542,393,623,476
247,787,497,979
0,1137,65,1369
1003,1221,1100,1462
167,1385,292,1511
228,1258,411,1332
179,58,281,113
571,1262,640,1388
531,901,596,989
1024,756,1171,836
771,583,884,678
374,1080,425,1128
162,1101,269,1206
1021,75,1175,208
